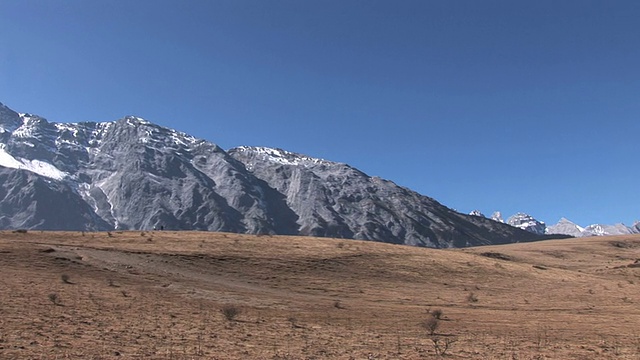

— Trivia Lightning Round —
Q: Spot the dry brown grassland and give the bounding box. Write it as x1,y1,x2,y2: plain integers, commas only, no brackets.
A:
1,230,640,359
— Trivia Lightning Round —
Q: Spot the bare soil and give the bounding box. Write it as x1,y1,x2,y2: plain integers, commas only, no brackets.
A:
1,230,639,359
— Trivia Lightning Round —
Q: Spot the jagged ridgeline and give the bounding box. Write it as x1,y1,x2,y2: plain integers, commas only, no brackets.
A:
0,102,556,247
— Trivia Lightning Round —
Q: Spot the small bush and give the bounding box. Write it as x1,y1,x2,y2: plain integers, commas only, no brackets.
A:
221,304,241,321
430,308,443,319
467,292,478,303
48,293,61,306
421,315,439,335
61,274,72,284
430,336,457,356
13,229,28,234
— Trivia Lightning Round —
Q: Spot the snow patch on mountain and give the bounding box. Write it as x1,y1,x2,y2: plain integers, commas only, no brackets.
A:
469,210,485,217
0,145,68,180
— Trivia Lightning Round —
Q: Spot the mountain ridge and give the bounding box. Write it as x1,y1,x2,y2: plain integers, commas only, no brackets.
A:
472,210,638,238
0,102,563,247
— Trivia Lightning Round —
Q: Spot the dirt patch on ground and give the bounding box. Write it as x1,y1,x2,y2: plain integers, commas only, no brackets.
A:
478,251,512,261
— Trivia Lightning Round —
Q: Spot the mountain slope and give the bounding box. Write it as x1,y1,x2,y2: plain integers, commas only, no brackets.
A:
0,101,557,247
228,146,550,247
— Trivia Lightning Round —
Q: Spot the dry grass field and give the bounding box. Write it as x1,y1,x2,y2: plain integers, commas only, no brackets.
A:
1,230,639,359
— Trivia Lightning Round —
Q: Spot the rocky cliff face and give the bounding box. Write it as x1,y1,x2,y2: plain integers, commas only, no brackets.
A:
0,101,555,247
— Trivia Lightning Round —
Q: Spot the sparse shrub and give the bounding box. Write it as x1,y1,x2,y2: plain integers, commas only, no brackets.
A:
430,308,443,319
333,300,345,309
430,336,457,356
287,317,297,327
61,274,72,284
48,293,61,306
13,229,27,234
221,304,241,321
467,292,478,303
421,314,439,335
107,231,113,238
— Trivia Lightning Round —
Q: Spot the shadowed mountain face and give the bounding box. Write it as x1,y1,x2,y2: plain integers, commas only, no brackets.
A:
0,102,555,247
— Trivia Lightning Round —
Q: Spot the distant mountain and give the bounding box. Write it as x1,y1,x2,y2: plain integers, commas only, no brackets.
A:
506,213,546,235
546,218,638,237
473,210,546,235
0,101,560,248
545,218,584,237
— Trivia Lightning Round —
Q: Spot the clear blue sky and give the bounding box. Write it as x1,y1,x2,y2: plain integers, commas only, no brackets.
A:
1,0,639,227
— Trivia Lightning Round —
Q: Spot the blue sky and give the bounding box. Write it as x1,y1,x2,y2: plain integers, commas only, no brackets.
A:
1,0,639,227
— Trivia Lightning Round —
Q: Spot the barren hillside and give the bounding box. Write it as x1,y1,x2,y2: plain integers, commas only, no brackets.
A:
1,231,639,359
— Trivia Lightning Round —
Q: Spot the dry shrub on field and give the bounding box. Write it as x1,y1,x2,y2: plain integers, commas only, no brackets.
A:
221,304,242,321
421,314,439,335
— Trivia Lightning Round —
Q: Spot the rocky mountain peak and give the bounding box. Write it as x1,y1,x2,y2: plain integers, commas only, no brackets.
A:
546,218,584,237
469,210,485,217
0,102,23,132
506,212,546,235
491,211,504,223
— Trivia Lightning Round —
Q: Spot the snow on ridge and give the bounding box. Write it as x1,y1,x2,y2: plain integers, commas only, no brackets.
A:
235,146,332,166
125,116,151,126
0,145,68,180
169,129,199,147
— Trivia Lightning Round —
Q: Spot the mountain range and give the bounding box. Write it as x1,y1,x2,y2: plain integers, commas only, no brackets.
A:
0,101,569,248
470,210,639,238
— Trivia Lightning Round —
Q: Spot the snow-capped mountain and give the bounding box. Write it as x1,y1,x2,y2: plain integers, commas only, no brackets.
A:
481,211,640,238
0,101,559,247
546,218,638,237
506,213,546,235
473,210,547,235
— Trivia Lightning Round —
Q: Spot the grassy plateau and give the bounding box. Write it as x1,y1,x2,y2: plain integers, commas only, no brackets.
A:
1,230,639,359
